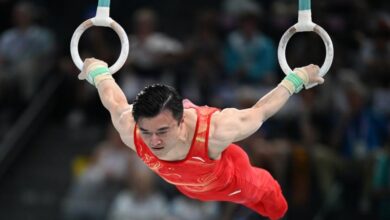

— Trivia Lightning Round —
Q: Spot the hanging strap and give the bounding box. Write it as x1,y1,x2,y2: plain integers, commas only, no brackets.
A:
98,0,110,7
299,0,311,10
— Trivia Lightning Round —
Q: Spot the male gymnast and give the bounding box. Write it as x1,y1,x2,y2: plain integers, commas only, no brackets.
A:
78,58,324,219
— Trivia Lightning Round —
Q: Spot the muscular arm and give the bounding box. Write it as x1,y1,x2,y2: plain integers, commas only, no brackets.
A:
80,58,136,150
95,78,136,150
209,85,291,149
209,65,323,154
96,78,131,122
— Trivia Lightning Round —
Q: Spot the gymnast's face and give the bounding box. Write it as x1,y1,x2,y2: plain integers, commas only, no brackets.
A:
138,110,183,157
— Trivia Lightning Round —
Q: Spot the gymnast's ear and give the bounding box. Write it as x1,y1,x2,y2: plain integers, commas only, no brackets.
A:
179,115,185,126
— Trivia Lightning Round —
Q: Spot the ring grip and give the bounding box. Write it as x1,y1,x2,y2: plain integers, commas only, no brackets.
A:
70,10,129,74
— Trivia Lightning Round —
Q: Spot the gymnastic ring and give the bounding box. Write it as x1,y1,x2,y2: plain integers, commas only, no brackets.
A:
277,0,334,89
70,1,129,74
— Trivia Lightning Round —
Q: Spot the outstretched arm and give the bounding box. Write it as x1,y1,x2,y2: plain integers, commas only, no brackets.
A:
209,65,323,153
79,58,136,150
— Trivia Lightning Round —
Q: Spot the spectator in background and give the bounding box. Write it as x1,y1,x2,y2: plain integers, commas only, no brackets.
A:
332,73,387,160
0,1,56,104
371,129,390,220
289,89,342,219
122,8,183,99
223,5,277,86
107,161,170,220
62,125,133,220
221,0,261,31
330,73,388,217
181,10,223,105
169,195,220,220
359,13,390,87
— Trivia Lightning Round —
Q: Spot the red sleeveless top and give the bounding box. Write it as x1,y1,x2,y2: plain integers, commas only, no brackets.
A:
134,102,288,219
134,105,236,192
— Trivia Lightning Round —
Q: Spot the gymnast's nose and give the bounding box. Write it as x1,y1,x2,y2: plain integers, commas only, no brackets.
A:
151,134,162,147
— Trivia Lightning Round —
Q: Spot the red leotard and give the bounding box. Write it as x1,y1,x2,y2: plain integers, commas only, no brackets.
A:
134,103,287,220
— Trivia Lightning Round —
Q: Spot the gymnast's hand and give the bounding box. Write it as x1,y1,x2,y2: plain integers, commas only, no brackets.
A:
78,58,112,86
279,64,324,94
294,64,324,87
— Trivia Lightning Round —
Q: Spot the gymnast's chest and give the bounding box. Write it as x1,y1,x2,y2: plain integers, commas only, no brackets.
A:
141,153,217,183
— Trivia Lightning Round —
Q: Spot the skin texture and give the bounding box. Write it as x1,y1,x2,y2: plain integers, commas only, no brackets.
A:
79,58,324,160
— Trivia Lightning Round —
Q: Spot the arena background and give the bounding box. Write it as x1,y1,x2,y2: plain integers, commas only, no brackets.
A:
0,0,389,219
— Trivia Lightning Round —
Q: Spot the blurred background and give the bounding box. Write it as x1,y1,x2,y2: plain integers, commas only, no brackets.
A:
0,0,389,219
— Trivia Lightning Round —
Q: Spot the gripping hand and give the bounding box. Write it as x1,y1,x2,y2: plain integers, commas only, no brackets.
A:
279,64,324,94
78,58,113,86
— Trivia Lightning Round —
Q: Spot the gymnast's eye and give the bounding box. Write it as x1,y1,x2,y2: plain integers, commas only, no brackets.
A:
156,131,168,136
141,131,152,136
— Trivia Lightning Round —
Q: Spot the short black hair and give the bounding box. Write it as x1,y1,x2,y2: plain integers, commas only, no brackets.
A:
132,84,183,123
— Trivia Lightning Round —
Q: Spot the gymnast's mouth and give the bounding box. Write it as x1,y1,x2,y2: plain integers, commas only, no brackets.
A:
151,146,164,150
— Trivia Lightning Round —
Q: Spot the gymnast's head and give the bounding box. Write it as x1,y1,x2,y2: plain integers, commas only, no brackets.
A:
132,84,184,151
133,84,183,123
